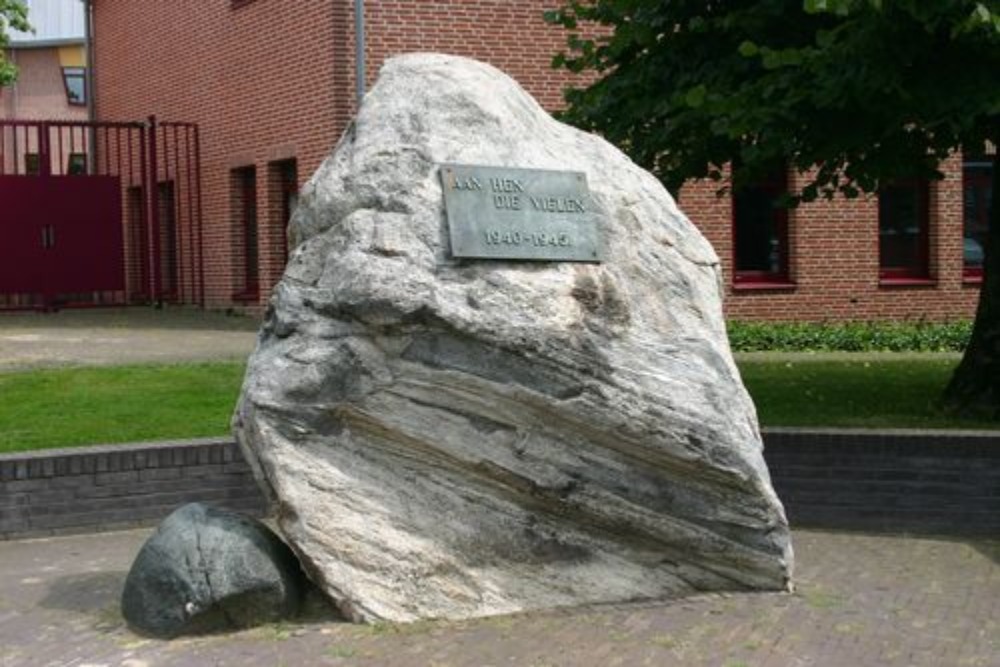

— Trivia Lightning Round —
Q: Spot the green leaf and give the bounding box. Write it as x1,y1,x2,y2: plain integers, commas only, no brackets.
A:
684,84,707,108
761,48,780,69
973,3,992,24
738,40,759,57
804,0,856,16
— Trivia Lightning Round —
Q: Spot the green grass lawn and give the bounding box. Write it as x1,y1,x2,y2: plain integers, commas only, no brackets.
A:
0,362,246,453
739,356,997,430
0,356,996,454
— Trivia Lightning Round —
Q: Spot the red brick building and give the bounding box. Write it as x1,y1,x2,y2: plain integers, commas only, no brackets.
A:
2,0,88,173
0,41,87,122
86,1,992,321
680,155,990,321
2,0,87,122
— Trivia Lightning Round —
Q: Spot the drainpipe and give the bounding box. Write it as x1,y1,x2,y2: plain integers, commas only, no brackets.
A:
83,0,96,173
83,0,95,122
354,0,365,108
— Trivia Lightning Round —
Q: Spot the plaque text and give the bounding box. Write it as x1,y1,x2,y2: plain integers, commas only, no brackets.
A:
440,164,601,263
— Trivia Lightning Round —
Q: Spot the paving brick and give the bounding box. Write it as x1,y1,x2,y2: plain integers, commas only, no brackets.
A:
1,528,996,667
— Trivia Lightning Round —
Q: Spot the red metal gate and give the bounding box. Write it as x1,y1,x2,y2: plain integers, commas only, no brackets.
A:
0,117,202,310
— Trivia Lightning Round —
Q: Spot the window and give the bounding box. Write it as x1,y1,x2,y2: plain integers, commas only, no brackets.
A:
269,158,297,261
878,180,930,281
232,167,259,301
963,156,993,281
67,153,87,175
24,153,40,175
158,181,178,298
62,67,86,106
127,186,150,298
733,168,791,286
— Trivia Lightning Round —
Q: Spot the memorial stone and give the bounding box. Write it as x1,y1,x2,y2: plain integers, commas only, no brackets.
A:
234,53,794,623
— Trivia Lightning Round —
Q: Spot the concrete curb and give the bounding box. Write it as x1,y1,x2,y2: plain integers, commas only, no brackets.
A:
2,428,998,540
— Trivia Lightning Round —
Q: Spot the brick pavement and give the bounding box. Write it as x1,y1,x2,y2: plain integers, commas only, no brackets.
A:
0,528,997,667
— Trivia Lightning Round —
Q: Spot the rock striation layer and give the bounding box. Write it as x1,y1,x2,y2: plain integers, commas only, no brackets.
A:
234,53,793,623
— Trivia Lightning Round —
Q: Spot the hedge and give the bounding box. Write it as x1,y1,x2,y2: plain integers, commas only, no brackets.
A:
727,320,972,352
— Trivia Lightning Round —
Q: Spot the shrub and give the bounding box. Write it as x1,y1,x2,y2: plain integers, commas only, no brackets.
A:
727,320,972,353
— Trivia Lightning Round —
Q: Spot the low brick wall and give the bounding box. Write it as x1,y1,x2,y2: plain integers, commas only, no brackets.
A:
1,429,998,540
765,427,1000,536
0,438,266,540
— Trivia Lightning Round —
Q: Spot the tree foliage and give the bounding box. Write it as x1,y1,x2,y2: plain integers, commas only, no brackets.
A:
546,0,999,198
0,0,31,86
548,0,1000,417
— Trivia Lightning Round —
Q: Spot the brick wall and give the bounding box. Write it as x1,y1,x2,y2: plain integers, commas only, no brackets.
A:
680,157,982,322
0,438,265,540
92,1,341,309
0,46,88,121
3,431,997,540
362,0,588,113
91,1,985,322
765,428,1000,536
1,46,89,180
91,0,593,312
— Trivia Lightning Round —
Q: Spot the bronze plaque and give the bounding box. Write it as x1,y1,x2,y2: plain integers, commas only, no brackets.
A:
440,164,601,262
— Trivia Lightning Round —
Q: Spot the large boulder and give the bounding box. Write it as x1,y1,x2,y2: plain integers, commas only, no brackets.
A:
233,53,793,623
121,503,303,638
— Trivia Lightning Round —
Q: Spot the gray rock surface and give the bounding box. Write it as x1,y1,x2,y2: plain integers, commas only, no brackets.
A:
121,503,302,638
234,53,793,623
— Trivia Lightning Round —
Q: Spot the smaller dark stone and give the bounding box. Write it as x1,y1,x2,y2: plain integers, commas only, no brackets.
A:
121,502,303,638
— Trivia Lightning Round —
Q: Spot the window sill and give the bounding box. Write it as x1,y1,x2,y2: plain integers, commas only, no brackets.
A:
732,280,797,292
963,275,983,286
878,277,937,288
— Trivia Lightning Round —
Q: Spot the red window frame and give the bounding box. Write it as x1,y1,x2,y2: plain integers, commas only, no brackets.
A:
732,167,793,288
962,157,992,283
878,179,931,283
